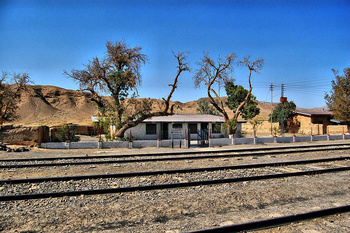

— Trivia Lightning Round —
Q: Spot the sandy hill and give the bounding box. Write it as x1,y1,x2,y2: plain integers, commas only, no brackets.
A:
16,85,97,126
12,85,316,126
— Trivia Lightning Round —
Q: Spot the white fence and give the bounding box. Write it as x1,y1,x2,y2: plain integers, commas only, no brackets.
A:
41,134,350,149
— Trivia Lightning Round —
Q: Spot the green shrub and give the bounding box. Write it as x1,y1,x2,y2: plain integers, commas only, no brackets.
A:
56,124,80,142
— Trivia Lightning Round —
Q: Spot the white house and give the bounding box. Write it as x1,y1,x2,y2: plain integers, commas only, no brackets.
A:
123,114,245,140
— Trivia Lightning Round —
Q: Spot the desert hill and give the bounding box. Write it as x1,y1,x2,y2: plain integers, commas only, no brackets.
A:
16,85,97,126
12,85,319,126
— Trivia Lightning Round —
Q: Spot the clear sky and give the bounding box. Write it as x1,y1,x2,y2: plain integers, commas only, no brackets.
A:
1,0,349,108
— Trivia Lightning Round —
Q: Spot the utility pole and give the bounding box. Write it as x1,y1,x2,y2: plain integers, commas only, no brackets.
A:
280,84,285,135
270,83,273,135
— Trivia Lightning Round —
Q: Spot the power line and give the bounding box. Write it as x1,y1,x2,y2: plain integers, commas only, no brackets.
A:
231,78,331,105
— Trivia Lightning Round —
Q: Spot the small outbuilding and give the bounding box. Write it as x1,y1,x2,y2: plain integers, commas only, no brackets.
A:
289,110,333,135
288,110,349,135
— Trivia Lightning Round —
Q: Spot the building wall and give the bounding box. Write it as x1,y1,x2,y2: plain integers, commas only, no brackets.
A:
309,124,324,135
125,118,341,139
239,116,334,136
124,122,227,140
310,115,333,134
0,125,50,146
327,125,349,135
50,125,96,141
242,121,279,136
293,114,332,135
75,125,96,135
124,123,159,140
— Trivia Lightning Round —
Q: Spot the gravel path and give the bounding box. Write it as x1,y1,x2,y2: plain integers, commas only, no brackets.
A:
0,142,349,232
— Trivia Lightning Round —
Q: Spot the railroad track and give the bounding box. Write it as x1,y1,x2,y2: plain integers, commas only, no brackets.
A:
1,144,349,232
1,142,350,168
1,157,349,201
1,156,349,184
186,205,350,233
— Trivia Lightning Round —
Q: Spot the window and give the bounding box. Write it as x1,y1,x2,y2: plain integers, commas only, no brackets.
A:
188,123,197,134
173,123,182,128
212,123,221,134
172,123,183,134
146,124,157,135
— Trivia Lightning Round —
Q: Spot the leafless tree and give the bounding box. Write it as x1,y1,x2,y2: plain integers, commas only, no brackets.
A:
194,53,264,134
233,56,264,121
194,52,236,122
0,72,32,125
65,40,190,138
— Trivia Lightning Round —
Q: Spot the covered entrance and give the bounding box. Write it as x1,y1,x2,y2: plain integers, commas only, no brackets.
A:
198,123,209,147
187,122,209,147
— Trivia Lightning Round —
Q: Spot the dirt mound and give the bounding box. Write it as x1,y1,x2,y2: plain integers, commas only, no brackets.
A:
16,85,97,126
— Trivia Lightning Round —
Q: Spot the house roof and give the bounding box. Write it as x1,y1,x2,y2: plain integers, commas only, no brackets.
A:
143,114,244,123
92,114,246,124
293,110,333,117
330,119,350,124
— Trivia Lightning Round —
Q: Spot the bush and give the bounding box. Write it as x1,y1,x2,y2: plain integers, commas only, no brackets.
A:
92,116,115,141
55,124,80,142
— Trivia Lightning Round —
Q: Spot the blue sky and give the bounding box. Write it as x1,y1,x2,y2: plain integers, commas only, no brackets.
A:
1,0,349,108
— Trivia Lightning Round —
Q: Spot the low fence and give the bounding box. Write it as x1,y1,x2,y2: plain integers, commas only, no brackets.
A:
41,134,350,149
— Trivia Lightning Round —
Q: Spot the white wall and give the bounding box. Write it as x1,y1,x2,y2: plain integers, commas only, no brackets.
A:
124,123,159,140
124,122,242,140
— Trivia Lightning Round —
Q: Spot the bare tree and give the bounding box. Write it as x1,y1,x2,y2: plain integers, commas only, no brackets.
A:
194,53,264,134
234,56,264,120
0,72,32,125
65,40,190,138
116,51,190,138
194,52,236,122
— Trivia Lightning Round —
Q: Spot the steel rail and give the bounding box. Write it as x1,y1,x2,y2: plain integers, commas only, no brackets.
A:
186,205,350,233
1,156,349,184
1,145,350,169
1,142,350,163
0,166,349,201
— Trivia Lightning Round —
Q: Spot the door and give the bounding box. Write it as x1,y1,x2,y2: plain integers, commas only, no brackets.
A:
161,123,168,139
201,123,208,134
199,123,209,146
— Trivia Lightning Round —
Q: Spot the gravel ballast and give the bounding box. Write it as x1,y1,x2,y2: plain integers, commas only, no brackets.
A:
0,142,349,232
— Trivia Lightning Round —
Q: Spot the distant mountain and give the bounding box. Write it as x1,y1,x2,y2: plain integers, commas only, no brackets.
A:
11,85,315,126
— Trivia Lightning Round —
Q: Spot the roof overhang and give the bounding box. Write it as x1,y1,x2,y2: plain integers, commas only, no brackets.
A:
293,111,333,117
143,114,244,124
330,119,350,124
